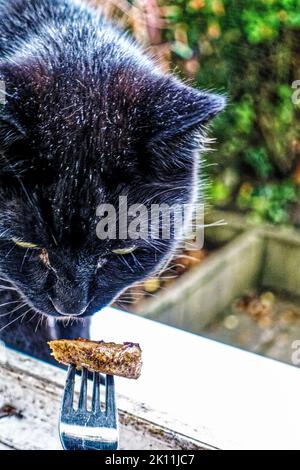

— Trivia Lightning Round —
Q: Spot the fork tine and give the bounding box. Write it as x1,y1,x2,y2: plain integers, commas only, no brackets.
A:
60,368,119,449
92,372,101,413
78,368,88,411
105,375,116,417
62,364,76,413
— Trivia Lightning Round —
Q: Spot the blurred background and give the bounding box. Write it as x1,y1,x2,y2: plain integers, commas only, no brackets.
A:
90,0,300,366
90,0,300,225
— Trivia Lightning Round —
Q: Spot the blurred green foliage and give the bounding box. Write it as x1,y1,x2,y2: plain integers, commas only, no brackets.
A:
161,0,300,224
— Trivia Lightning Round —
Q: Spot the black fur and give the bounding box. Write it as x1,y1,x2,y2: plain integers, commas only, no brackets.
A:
0,0,224,359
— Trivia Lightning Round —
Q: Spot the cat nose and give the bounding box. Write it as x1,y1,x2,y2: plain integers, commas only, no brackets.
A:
49,297,88,317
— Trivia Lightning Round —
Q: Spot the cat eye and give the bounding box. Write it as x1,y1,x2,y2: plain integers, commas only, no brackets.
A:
12,238,39,249
111,245,137,255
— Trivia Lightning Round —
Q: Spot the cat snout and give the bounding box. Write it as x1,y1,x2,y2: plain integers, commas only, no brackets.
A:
49,296,88,317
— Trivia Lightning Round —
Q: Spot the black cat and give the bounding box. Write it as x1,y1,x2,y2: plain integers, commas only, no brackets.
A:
0,0,225,362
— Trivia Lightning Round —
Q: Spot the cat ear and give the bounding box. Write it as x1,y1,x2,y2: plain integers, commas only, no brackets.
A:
148,79,226,142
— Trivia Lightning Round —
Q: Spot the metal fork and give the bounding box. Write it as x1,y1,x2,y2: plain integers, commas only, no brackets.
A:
59,365,119,450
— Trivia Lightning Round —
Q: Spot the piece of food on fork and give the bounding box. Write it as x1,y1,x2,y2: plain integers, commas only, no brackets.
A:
48,338,142,379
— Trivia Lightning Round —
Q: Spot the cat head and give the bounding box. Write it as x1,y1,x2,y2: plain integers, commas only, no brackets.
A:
0,54,225,318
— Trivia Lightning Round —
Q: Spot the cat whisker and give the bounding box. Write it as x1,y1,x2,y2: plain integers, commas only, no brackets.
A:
172,255,201,262
20,248,30,272
118,292,144,298
34,314,43,333
0,284,17,291
158,275,179,280
4,244,16,259
120,255,135,273
0,228,10,238
117,297,142,303
0,302,27,318
9,302,28,315
27,311,38,323
119,291,156,299
131,252,144,270
21,308,33,323
164,263,185,270
61,316,70,328
0,276,13,283
143,186,188,204
0,310,31,332
0,300,21,309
